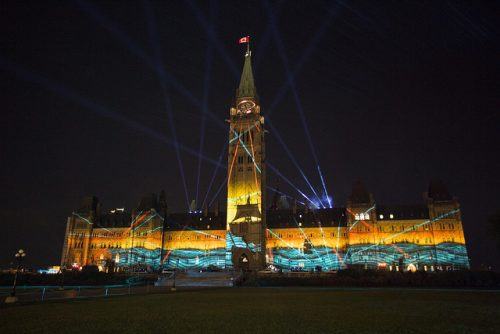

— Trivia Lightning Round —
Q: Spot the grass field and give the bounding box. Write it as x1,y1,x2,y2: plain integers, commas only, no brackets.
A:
1,288,499,333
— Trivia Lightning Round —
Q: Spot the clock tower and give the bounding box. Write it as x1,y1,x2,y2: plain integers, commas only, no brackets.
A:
226,46,266,270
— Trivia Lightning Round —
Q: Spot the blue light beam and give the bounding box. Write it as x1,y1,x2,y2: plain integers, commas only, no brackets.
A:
145,0,190,210
0,57,226,170
267,118,325,208
264,0,330,208
196,14,216,209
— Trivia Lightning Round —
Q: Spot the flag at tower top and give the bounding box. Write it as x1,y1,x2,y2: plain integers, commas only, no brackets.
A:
238,36,250,44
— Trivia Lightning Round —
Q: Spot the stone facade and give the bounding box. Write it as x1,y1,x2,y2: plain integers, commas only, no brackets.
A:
60,49,469,272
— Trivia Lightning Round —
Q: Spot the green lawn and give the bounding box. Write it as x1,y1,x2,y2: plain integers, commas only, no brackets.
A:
1,288,499,333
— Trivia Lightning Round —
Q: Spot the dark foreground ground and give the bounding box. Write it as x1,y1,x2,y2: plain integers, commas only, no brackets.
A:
1,288,499,333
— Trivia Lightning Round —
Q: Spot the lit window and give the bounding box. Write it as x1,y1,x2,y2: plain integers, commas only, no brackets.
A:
298,222,302,227
379,214,384,219
355,214,360,220
389,214,394,219
365,213,370,220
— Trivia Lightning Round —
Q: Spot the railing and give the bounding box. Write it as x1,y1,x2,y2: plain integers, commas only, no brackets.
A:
0,283,172,304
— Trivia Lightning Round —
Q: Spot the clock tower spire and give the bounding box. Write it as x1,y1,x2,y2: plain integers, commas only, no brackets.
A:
226,45,266,271
236,48,258,102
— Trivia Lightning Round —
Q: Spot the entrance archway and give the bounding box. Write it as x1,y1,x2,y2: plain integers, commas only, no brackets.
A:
239,253,250,271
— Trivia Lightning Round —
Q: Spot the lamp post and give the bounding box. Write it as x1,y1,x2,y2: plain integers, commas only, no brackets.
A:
171,268,176,291
5,249,26,303
171,259,179,291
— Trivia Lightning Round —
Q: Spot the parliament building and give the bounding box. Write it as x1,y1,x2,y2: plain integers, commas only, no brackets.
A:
61,48,469,272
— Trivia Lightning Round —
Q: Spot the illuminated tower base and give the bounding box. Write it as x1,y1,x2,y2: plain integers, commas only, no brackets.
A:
226,44,266,271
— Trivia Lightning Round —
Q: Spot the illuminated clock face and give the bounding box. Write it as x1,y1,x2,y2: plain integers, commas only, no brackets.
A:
237,100,256,114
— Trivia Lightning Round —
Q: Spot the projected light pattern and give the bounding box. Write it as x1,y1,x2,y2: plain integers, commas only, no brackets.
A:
55,26,471,274
107,247,227,270
265,242,469,271
63,222,470,271
345,243,470,269
163,248,226,269
106,231,261,270
225,232,261,268
110,247,161,268
270,246,344,271
102,239,469,271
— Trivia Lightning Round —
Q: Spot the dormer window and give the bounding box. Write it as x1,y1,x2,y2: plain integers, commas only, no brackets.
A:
356,213,370,220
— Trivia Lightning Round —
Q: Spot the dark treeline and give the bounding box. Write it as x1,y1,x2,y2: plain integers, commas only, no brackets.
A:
238,270,500,289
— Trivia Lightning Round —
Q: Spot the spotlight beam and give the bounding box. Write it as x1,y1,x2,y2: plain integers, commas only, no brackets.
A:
318,165,333,208
75,0,329,210
73,0,227,132
74,0,200,107
267,163,319,209
202,142,226,210
184,0,239,78
254,1,284,70
266,0,340,118
264,0,329,208
196,2,216,209
267,118,325,208
266,186,305,206
0,57,226,170
145,1,190,210
209,176,228,208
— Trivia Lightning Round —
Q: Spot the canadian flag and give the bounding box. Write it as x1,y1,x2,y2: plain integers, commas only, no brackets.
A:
238,36,250,44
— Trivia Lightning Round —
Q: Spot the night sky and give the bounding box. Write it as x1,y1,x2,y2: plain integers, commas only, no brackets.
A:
1,1,498,269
